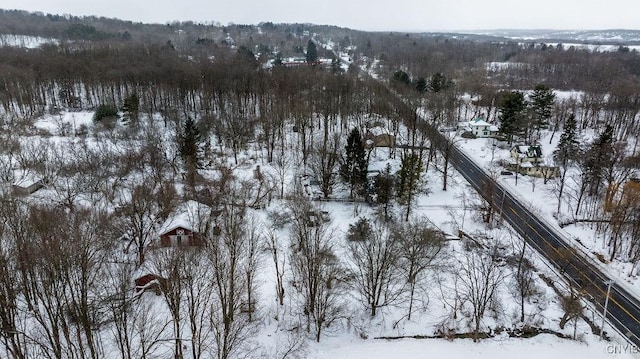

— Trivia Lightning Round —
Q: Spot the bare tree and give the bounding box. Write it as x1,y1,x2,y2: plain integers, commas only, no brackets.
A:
116,179,177,266
347,219,402,316
150,248,185,359
309,133,342,199
508,236,539,324
105,260,136,359
181,251,214,359
205,196,260,359
265,228,286,307
457,247,504,341
559,284,584,340
130,299,172,359
289,197,347,341
0,200,27,359
393,220,445,320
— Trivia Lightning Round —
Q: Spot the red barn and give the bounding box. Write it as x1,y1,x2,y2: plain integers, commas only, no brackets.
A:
154,200,214,248
159,225,202,247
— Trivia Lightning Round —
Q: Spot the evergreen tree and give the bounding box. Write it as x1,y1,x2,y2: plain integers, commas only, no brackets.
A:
346,217,373,242
331,56,343,74
396,151,423,220
306,40,318,62
428,72,453,93
415,77,428,93
553,113,580,168
553,113,581,214
340,128,368,198
528,84,555,140
498,91,527,144
273,53,283,66
583,124,614,196
179,117,204,170
392,70,411,86
93,104,118,123
372,164,395,220
93,103,119,129
122,93,139,126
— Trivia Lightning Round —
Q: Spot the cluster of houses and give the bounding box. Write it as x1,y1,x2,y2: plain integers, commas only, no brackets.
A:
457,117,559,179
347,118,559,180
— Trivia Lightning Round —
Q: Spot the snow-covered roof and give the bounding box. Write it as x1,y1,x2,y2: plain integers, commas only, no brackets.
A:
469,118,491,127
513,145,543,158
367,126,391,137
157,200,212,235
12,172,43,188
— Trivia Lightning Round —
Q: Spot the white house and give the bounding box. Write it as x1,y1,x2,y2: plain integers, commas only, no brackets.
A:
467,118,499,138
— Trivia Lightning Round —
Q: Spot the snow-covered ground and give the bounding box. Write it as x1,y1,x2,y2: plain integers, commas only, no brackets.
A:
5,106,639,358
285,142,639,358
0,34,58,48
312,334,637,359
455,131,640,296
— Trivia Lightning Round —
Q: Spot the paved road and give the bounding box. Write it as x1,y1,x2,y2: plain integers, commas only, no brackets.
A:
439,132,640,345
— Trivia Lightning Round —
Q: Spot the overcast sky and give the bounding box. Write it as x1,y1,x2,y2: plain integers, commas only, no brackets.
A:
2,0,639,32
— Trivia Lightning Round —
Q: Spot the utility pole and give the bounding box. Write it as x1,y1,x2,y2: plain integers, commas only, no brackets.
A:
600,279,614,340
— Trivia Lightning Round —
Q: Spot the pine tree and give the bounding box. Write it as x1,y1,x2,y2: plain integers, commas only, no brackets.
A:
392,70,411,86
331,56,342,74
415,77,428,93
373,164,395,220
528,84,555,140
396,151,423,220
428,72,453,93
553,113,580,168
340,128,368,198
179,117,204,170
498,91,527,144
122,93,139,126
584,125,614,196
306,40,318,62
553,113,581,214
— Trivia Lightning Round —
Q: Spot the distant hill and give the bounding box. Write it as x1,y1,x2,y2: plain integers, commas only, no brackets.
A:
453,29,640,45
